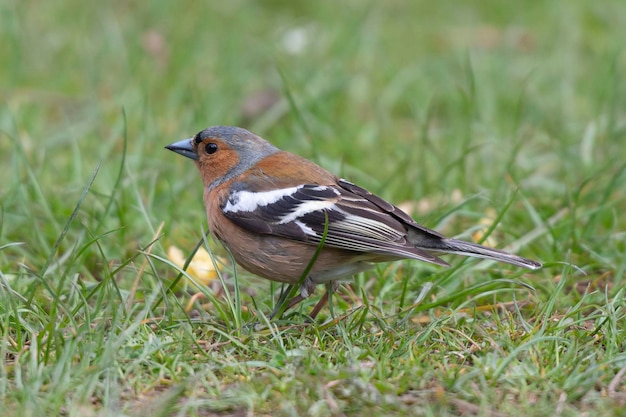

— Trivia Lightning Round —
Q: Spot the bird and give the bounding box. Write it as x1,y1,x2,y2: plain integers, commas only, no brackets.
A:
166,126,541,318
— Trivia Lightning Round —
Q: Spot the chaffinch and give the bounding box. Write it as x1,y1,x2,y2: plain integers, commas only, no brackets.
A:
166,126,541,316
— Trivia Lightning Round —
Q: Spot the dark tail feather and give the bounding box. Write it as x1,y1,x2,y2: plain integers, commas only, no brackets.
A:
419,238,542,270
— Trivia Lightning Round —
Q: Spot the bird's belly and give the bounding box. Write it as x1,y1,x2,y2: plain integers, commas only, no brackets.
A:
214,226,373,285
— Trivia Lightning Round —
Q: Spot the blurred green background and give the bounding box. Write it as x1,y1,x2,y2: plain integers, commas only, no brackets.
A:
1,0,626,415
3,0,625,277
3,0,624,250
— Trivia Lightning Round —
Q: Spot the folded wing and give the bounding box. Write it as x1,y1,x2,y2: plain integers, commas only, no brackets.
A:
221,179,450,266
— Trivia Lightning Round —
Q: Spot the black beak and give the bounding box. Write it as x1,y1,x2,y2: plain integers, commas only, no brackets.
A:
165,138,198,161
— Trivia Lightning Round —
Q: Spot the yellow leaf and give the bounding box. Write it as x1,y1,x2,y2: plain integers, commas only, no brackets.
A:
167,245,223,287
472,207,498,248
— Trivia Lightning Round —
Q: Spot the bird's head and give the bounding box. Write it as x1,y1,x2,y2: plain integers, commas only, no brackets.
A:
166,126,279,190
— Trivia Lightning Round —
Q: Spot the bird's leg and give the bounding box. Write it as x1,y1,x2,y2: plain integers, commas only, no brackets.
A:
270,279,342,320
309,281,341,319
269,277,316,319
308,291,329,319
276,286,328,319
268,293,306,319
286,294,307,310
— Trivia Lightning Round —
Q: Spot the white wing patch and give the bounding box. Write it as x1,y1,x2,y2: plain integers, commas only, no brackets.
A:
278,199,337,224
223,185,340,227
294,220,316,236
223,186,303,213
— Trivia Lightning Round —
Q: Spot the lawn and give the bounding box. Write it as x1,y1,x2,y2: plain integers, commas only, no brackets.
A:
1,1,626,416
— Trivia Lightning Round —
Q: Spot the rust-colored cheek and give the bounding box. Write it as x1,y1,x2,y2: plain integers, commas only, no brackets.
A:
197,150,240,187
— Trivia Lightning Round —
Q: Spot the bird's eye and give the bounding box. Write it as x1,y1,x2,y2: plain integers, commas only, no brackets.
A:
205,142,218,154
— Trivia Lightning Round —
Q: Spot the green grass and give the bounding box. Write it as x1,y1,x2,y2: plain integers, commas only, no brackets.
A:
1,0,626,415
